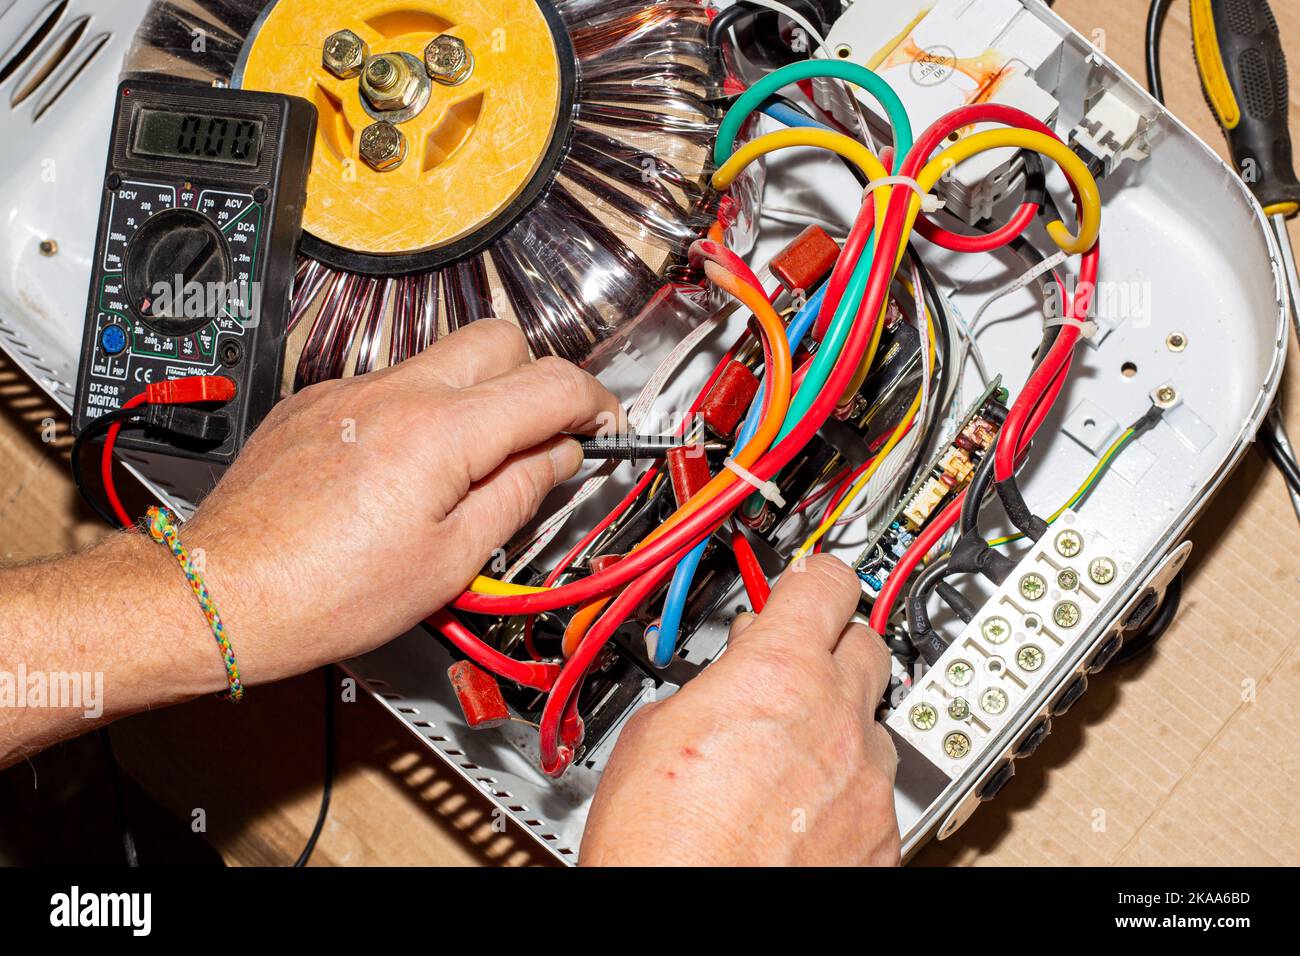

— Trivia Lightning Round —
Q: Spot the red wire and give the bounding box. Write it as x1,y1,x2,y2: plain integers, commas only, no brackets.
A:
428,610,560,691
101,393,149,528
730,528,770,611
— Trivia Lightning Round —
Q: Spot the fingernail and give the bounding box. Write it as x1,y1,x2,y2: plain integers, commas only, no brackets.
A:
550,437,583,479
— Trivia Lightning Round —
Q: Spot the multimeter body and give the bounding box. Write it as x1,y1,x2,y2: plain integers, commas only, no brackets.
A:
72,78,316,464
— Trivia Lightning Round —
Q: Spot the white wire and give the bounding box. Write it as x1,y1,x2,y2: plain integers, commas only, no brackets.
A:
759,204,850,236
955,250,1068,389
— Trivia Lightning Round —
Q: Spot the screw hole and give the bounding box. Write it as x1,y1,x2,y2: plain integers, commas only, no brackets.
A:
1121,361,1138,378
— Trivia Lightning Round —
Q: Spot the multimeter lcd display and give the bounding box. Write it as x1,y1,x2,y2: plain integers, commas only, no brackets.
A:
132,109,264,167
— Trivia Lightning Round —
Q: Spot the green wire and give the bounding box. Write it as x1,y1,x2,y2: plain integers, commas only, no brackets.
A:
987,429,1136,548
715,61,915,444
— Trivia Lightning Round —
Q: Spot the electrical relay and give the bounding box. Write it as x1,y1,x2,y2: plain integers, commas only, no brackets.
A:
72,78,315,464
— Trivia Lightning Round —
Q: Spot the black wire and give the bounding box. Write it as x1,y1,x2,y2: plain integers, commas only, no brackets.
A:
98,728,140,867
1114,571,1184,664
1259,423,1300,496
707,2,757,54
70,406,147,527
293,665,336,867
897,247,953,494
1145,0,1173,105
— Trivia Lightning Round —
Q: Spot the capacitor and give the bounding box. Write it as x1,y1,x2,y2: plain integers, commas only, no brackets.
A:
667,445,713,507
699,360,760,438
447,661,510,730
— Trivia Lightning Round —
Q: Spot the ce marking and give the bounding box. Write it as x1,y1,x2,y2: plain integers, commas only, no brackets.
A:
134,368,153,383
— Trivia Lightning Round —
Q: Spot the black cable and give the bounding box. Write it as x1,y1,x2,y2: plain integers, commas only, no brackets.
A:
293,664,336,867
707,2,757,54
98,728,140,867
1114,571,1184,664
1145,0,1173,106
1258,423,1300,496
70,406,147,527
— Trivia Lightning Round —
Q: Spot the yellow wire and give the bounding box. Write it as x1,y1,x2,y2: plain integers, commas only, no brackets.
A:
468,127,1102,596
792,298,935,559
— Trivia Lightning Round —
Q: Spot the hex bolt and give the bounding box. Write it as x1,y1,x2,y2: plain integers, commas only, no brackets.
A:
909,703,938,731
980,687,1008,715
425,34,474,85
1057,568,1079,591
1052,600,1081,629
1054,529,1083,558
948,697,970,721
1089,556,1117,585
323,29,368,79
359,121,407,171
946,660,974,687
1017,645,1044,671
1019,572,1047,601
981,615,1011,644
366,55,400,91
943,731,972,759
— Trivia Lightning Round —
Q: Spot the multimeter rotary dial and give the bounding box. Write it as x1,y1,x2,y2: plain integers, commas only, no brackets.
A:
124,207,232,336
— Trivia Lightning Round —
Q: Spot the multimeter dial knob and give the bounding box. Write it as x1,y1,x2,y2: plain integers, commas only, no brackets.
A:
125,208,232,336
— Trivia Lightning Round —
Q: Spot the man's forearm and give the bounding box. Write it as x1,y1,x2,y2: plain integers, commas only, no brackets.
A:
0,532,226,769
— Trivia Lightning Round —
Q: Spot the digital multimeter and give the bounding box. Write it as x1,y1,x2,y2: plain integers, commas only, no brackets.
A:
72,78,316,464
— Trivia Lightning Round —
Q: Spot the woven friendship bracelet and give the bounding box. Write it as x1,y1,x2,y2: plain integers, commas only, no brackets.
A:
145,505,243,701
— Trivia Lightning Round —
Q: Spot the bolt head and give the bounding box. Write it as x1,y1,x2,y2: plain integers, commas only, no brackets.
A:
425,34,473,84
360,53,426,113
323,30,368,78
359,122,407,171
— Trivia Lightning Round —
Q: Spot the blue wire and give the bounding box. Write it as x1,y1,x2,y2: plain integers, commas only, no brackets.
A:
652,285,827,668
759,100,834,132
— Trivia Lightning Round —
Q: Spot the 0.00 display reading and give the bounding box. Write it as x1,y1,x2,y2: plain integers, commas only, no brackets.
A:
133,109,264,167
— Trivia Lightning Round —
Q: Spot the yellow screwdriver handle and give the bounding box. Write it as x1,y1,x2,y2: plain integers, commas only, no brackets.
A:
1191,0,1300,217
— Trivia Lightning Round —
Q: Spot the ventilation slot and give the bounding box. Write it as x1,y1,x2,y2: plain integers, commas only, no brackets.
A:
0,0,68,86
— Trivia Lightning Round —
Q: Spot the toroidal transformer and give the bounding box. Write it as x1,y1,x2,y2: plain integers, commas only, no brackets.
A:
124,0,745,388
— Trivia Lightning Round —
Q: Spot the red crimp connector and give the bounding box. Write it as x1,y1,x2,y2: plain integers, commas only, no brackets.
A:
666,445,712,507
770,225,841,293
589,553,624,574
447,661,511,730
699,361,759,438
144,375,237,406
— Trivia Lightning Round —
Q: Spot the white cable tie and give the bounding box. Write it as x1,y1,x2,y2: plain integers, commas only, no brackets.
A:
723,457,786,507
863,175,945,213
1044,316,1099,338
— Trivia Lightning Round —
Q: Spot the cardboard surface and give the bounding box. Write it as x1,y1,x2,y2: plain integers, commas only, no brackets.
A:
1,0,1298,866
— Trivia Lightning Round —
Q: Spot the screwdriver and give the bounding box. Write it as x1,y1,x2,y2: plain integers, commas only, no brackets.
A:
1190,0,1300,520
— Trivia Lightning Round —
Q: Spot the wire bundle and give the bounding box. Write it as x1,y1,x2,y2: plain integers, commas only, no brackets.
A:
420,50,1103,775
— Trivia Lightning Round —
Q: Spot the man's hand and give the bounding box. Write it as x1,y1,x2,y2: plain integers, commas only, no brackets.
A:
181,320,622,686
580,554,900,866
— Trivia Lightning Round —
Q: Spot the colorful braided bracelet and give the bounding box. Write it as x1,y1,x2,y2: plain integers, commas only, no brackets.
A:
145,505,243,701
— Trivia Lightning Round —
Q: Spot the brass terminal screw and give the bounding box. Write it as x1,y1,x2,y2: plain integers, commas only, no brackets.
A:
1166,331,1187,352
943,731,972,759
1089,556,1117,585
981,615,1011,644
1019,572,1047,601
909,702,938,731
1156,385,1178,406
359,121,407,171
425,34,474,85
948,697,970,721
1017,645,1044,671
946,660,974,687
1052,600,1081,629
323,29,368,79
980,687,1008,715
1057,568,1079,591
1054,529,1083,558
